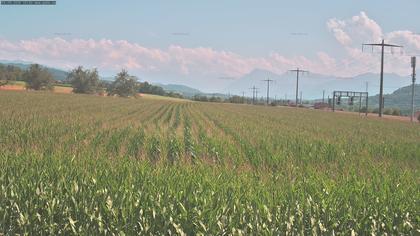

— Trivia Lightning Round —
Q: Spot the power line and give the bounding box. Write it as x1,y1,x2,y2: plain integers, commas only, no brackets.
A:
289,68,309,106
362,40,403,117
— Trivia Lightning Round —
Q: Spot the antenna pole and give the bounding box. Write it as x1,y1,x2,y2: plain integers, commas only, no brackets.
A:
296,71,299,105
411,57,416,122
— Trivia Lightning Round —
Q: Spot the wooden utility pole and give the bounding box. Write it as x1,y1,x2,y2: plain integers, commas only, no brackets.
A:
249,86,257,104
289,68,308,106
262,78,273,105
299,91,303,105
363,40,403,117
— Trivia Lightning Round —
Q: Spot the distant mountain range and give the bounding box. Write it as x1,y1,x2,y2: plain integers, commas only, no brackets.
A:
225,69,412,100
0,61,69,81
2,61,416,108
155,83,202,96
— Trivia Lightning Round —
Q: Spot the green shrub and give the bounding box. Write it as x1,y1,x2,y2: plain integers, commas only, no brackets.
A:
384,108,393,115
392,108,401,116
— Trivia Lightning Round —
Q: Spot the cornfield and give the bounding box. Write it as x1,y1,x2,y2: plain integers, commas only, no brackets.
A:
0,91,419,235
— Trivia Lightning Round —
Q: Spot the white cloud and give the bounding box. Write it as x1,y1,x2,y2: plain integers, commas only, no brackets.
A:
386,31,420,53
327,11,383,47
0,11,419,85
327,18,352,45
326,11,420,76
0,37,289,78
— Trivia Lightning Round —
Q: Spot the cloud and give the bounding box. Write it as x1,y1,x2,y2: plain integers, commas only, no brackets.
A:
0,37,287,78
0,11,419,85
0,38,172,73
386,31,420,53
327,18,352,45
327,11,383,46
317,52,336,71
326,11,420,76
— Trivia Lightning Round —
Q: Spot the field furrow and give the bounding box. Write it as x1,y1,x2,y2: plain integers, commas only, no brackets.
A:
0,91,419,235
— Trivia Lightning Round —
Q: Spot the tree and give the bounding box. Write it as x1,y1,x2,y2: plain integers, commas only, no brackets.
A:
391,108,401,116
166,92,183,99
0,64,24,86
138,81,166,96
228,95,244,104
67,66,101,94
209,96,222,103
23,64,54,90
193,95,209,102
107,70,139,97
384,108,393,115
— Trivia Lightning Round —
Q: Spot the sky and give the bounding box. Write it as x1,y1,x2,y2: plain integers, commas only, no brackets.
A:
1,0,420,92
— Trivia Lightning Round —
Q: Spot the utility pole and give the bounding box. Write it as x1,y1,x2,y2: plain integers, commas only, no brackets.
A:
289,68,308,106
242,91,245,104
262,78,273,105
322,90,325,103
249,86,257,104
363,40,403,117
255,89,259,103
411,57,416,122
365,81,369,93
300,91,303,105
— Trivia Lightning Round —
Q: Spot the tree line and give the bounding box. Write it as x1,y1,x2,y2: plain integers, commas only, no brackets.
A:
0,64,24,86
0,64,183,98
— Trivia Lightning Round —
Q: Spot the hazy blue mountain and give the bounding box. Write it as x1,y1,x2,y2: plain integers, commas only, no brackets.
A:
225,69,412,100
155,83,203,96
0,61,69,81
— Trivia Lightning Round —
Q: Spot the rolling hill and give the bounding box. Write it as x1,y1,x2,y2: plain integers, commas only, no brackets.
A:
155,83,203,96
368,84,420,115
